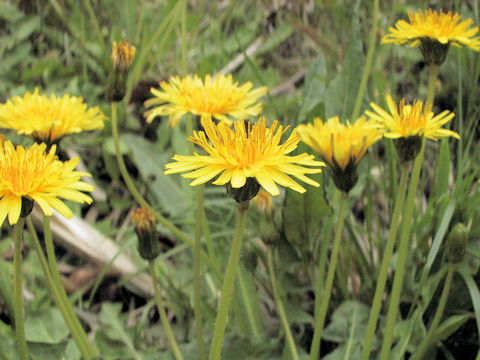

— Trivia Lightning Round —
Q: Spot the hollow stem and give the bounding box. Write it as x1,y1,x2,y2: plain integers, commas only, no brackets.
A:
267,247,299,360
43,216,97,358
360,166,409,360
194,185,206,360
411,265,455,360
309,192,349,360
380,62,439,360
208,202,248,360
26,217,92,359
149,261,184,360
13,218,28,360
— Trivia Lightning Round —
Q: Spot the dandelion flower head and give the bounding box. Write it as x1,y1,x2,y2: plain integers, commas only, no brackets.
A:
0,89,106,145
382,9,480,64
164,117,325,196
144,74,268,128
366,95,460,140
0,141,94,225
297,116,380,171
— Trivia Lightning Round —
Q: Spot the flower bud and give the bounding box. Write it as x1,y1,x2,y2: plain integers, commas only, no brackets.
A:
446,223,468,264
131,207,161,261
394,135,422,163
226,177,261,204
106,40,136,102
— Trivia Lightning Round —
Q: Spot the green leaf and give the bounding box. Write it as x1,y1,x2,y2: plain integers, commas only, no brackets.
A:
124,133,188,217
24,308,69,344
323,300,369,344
459,270,480,344
96,303,142,360
28,342,69,360
324,4,364,119
433,313,472,342
298,56,327,122
433,139,451,199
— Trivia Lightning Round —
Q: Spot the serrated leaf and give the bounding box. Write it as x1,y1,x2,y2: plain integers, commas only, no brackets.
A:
323,301,369,344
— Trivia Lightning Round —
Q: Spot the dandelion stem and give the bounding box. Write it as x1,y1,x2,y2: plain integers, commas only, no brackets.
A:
110,102,222,282
426,64,439,106
267,247,299,360
351,0,379,121
209,202,248,360
194,185,206,360
379,139,426,360
13,218,28,360
360,166,409,360
411,265,454,360
380,63,439,360
309,192,349,360
43,216,98,358
149,261,184,360
26,217,93,359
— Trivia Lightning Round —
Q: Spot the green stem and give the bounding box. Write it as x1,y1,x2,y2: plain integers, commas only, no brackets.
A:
267,247,299,360
208,203,248,360
43,216,97,358
110,102,222,282
379,139,426,360
380,62,439,360
351,0,379,121
411,265,455,360
194,185,206,360
13,218,28,360
309,193,349,360
149,261,184,360
360,166,409,360
426,64,439,106
26,217,92,359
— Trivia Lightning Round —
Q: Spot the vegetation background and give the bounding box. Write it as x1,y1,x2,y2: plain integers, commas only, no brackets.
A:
0,0,479,359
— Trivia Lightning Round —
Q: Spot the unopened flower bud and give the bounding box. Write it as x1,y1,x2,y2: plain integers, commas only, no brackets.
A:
226,177,261,204
394,135,422,163
446,223,468,264
106,40,136,102
131,207,161,261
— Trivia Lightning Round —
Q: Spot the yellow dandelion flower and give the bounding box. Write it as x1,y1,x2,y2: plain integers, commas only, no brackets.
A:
297,116,380,170
297,116,380,192
164,117,325,197
144,74,268,128
366,95,459,140
0,141,94,225
382,9,480,64
0,89,106,145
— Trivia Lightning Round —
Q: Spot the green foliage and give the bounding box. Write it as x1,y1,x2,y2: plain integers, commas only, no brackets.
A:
0,0,478,359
